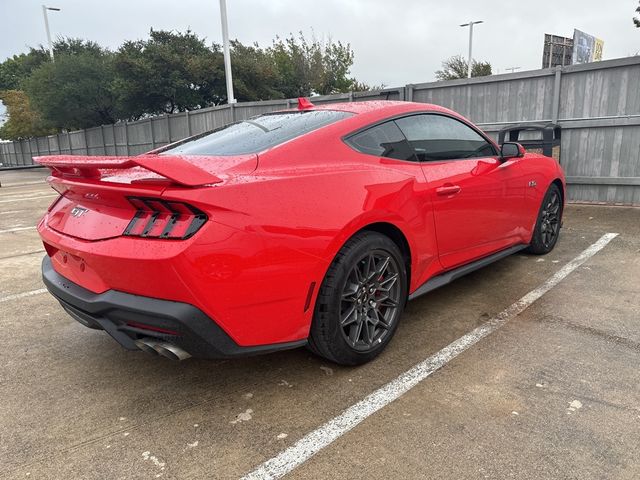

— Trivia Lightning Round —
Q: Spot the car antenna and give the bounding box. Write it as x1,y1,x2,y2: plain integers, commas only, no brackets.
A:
298,97,315,110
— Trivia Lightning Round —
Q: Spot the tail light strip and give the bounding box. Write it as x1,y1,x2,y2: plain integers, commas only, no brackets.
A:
123,197,207,240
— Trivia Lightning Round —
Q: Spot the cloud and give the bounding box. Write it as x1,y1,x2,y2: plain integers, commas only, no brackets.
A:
1,0,638,88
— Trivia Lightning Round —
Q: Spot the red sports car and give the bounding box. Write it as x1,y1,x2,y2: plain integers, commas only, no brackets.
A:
36,100,565,365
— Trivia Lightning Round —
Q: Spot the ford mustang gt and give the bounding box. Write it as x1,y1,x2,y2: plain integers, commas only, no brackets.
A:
36,99,565,365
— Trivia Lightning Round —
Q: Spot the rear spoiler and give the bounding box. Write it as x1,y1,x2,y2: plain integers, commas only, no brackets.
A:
34,155,223,187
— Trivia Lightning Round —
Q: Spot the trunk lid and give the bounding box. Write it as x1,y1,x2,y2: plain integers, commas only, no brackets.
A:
35,153,256,241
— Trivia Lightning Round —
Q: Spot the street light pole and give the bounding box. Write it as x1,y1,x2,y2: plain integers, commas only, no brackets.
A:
42,5,61,61
218,0,236,104
460,20,483,78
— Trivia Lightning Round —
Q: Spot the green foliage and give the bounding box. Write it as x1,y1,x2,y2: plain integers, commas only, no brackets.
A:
25,44,119,130
114,30,224,118
0,90,52,140
0,48,50,91
230,41,283,101
268,33,361,97
635,1,640,27
0,30,369,138
435,55,492,81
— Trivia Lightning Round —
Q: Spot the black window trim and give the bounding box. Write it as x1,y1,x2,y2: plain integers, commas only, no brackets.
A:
343,110,499,163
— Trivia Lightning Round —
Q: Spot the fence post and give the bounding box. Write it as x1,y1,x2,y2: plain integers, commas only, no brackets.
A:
83,129,89,155
34,136,41,159
111,124,116,155
18,140,23,165
166,114,172,143
186,111,192,136
124,122,130,155
405,84,414,102
21,140,28,165
230,103,236,122
149,118,156,149
26,139,33,165
551,66,562,123
100,125,106,155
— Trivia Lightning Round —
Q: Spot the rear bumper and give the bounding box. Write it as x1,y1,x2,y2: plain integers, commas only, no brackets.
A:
42,256,306,359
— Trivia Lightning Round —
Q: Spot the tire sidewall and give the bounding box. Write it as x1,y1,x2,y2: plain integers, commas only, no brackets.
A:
530,184,563,254
314,233,408,365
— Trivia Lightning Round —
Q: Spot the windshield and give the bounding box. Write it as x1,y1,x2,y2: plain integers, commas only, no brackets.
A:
160,110,353,156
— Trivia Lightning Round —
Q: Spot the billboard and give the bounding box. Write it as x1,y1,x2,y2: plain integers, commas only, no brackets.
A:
542,34,573,68
572,29,604,64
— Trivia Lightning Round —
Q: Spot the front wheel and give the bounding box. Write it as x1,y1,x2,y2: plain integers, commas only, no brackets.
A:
308,231,408,366
527,183,563,255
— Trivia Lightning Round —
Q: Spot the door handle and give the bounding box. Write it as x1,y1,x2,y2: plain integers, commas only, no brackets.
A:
436,184,462,196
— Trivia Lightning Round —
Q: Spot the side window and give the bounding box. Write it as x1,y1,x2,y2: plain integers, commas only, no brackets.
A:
345,121,417,161
395,114,496,161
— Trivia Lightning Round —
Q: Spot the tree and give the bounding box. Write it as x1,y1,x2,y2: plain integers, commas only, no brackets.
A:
0,48,50,91
1,31,375,134
0,90,52,140
25,44,119,130
634,1,640,27
0,40,102,92
114,30,224,118
435,55,492,81
269,33,362,97
229,41,283,102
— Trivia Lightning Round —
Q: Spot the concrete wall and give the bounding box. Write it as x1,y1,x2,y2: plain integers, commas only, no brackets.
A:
1,56,639,204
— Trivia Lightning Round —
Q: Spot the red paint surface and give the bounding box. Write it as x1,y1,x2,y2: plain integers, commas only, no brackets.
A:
36,101,566,347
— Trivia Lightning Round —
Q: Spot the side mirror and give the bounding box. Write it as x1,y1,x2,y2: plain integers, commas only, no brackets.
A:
500,142,525,160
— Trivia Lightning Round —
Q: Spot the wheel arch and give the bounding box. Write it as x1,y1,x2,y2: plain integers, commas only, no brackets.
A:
551,178,565,205
359,222,412,288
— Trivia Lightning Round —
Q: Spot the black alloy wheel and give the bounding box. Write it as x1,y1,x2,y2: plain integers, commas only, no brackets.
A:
527,183,563,254
308,231,408,365
339,251,401,351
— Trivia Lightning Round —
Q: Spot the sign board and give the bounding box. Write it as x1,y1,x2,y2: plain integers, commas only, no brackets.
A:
572,29,604,64
542,34,573,68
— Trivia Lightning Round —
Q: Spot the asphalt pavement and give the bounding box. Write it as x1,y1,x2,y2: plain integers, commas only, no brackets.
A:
1,168,638,479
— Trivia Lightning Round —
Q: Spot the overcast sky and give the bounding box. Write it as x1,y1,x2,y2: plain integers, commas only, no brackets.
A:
1,0,639,94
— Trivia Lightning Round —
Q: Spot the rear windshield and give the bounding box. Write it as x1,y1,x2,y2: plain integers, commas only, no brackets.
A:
160,110,353,156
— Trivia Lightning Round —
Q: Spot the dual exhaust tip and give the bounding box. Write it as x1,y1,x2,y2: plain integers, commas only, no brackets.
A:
135,337,192,361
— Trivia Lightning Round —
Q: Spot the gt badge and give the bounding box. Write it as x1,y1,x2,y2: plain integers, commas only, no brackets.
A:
70,206,89,218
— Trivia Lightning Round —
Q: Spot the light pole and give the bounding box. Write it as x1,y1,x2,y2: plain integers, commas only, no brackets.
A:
218,0,236,104
42,5,61,61
460,20,483,78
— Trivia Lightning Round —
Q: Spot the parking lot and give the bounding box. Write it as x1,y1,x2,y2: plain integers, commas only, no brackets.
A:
1,168,639,480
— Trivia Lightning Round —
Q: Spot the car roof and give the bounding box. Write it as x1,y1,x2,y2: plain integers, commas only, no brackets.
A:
278,100,467,123
309,100,457,115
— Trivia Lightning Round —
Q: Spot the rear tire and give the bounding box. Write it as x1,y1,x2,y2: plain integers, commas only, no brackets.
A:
527,183,563,255
308,231,407,366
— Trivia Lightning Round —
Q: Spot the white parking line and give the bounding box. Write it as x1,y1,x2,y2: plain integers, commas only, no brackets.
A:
0,180,47,188
0,226,36,234
0,194,57,204
240,233,619,480
0,288,48,303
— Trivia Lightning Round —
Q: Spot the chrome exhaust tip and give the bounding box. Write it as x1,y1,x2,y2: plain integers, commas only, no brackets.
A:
154,342,192,361
135,337,161,355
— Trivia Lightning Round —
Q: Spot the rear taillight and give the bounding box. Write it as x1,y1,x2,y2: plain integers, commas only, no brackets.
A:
123,197,207,240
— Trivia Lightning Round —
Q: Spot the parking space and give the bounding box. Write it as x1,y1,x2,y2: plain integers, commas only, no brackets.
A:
1,169,639,480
